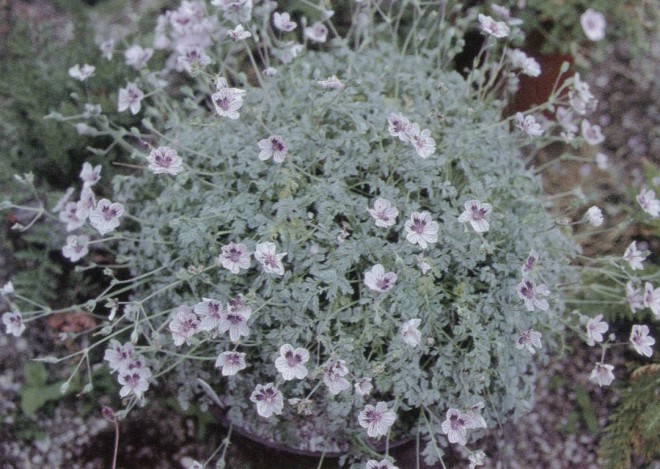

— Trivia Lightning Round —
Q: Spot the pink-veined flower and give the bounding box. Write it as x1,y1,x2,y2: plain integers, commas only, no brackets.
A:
274,344,309,380
623,241,648,270
586,314,608,346
218,302,251,342
521,249,539,274
364,264,397,293
99,39,114,60
400,318,422,347
2,311,25,337
387,113,411,142
250,383,284,418
627,282,645,314
273,12,297,32
516,329,542,354
515,112,543,136
368,198,398,228
643,282,660,317
227,24,251,41
517,278,550,312
80,162,101,186
408,123,436,159
358,401,397,438
212,80,246,119
580,9,606,42
117,82,144,115
124,45,153,70
589,362,614,387
118,365,151,399
89,199,124,235
147,146,183,175
636,187,660,217
68,64,95,81
254,242,287,275
458,200,493,233
478,14,509,38
404,211,439,249
169,305,201,346
629,325,655,357
62,235,90,263
177,46,212,73
194,298,223,331
257,135,288,163
581,120,605,145
304,21,328,43
323,359,350,395
103,340,135,373
355,377,373,396
215,351,247,376
441,408,470,445
59,201,87,232
218,242,251,274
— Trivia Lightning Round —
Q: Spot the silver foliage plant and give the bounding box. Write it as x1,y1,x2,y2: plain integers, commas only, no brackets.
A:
4,1,618,467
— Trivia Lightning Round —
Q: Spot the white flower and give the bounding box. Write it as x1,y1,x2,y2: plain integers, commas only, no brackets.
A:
227,24,252,41
365,459,398,469
304,21,328,43
585,206,604,226
580,9,606,42
643,282,660,317
218,299,251,342
2,311,25,337
368,198,398,228
1,281,14,295
257,135,288,163
623,241,648,270
78,185,96,215
569,73,597,115
169,306,201,346
595,152,609,170
468,450,487,469
516,329,543,354
458,199,493,233
118,366,151,399
515,112,544,136
586,314,608,346
273,11,297,32
521,249,539,274
274,344,310,380
254,242,287,275
147,146,183,175
79,162,101,186
263,67,277,77
355,377,373,396
89,199,124,235
323,359,350,395
177,47,212,73
627,282,645,314
400,318,422,348
556,107,578,135
58,201,87,231
212,84,246,120
124,45,154,70
218,242,251,274
62,235,90,263
404,211,439,249
508,50,541,77
117,82,144,115
636,187,660,217
215,351,247,376
250,383,284,418
68,64,95,81
318,75,344,90
441,408,470,445
194,298,223,331
358,401,397,438
387,113,411,142
364,264,397,293
630,325,655,357
581,120,605,145
517,278,550,312
103,340,135,373
99,39,114,60
589,362,614,387
478,14,510,38
408,123,436,158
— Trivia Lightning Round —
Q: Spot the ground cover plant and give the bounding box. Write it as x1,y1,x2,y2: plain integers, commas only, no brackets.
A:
1,1,658,468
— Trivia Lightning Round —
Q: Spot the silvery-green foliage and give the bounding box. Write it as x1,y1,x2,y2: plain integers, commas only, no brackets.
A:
113,39,577,460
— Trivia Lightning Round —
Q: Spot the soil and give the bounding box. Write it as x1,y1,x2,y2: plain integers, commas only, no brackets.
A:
1,2,658,469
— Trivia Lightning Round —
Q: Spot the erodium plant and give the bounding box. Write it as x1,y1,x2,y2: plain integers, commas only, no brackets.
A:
1,1,658,468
